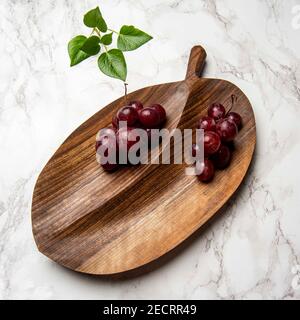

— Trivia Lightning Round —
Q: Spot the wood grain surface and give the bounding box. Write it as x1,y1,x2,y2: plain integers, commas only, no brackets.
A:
31,46,256,275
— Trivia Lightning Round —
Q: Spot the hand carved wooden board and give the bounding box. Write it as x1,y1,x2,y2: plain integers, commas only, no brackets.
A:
32,46,256,275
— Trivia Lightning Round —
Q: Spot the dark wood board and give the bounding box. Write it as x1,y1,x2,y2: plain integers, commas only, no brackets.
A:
32,46,256,275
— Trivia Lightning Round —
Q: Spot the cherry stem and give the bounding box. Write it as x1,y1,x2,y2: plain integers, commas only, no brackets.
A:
124,82,128,104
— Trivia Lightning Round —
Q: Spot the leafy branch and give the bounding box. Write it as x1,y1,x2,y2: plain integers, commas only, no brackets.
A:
68,6,152,82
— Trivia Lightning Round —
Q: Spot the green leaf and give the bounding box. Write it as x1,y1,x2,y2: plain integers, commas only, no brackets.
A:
83,6,107,32
100,33,113,45
68,35,91,66
98,49,127,81
117,25,152,51
81,36,101,55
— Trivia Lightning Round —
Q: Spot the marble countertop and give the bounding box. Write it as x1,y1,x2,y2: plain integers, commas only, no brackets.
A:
0,0,300,299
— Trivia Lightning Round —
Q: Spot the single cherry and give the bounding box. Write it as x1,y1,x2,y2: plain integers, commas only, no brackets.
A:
198,116,216,132
138,107,160,128
129,100,143,112
227,112,242,130
150,104,166,124
216,118,238,142
208,103,226,121
211,144,231,169
117,106,138,126
204,131,221,155
197,159,215,182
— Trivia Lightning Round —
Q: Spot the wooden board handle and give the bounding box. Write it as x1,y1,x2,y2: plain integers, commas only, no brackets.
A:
185,46,207,80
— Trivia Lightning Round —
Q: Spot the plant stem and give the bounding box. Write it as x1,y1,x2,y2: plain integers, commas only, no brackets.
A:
124,82,128,104
108,28,119,34
94,28,101,37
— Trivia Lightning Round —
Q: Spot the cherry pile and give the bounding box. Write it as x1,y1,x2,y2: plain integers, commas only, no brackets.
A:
96,95,243,181
194,101,243,182
96,101,166,171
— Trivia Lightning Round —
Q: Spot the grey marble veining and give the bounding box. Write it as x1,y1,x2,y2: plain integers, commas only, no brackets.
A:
0,0,299,299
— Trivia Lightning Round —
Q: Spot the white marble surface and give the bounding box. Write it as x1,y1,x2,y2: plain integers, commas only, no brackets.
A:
0,0,300,300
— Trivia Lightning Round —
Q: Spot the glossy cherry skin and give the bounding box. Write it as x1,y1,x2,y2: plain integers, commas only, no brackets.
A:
138,107,160,128
216,118,238,142
197,116,216,132
208,103,226,121
197,159,215,182
129,100,143,112
227,112,242,130
150,104,166,124
117,106,138,126
211,144,231,169
204,131,221,155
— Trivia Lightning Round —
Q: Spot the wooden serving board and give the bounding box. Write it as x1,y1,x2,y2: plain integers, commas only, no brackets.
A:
32,46,256,275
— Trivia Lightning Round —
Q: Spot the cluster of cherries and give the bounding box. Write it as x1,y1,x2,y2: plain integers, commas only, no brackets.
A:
192,99,243,182
96,95,242,181
96,101,166,171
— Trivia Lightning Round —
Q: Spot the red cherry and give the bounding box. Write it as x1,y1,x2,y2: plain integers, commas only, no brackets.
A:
204,131,221,155
197,116,216,131
216,118,238,142
129,100,143,112
117,106,138,126
227,112,242,130
197,159,215,182
150,104,166,124
211,144,231,169
138,107,160,128
208,103,226,120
